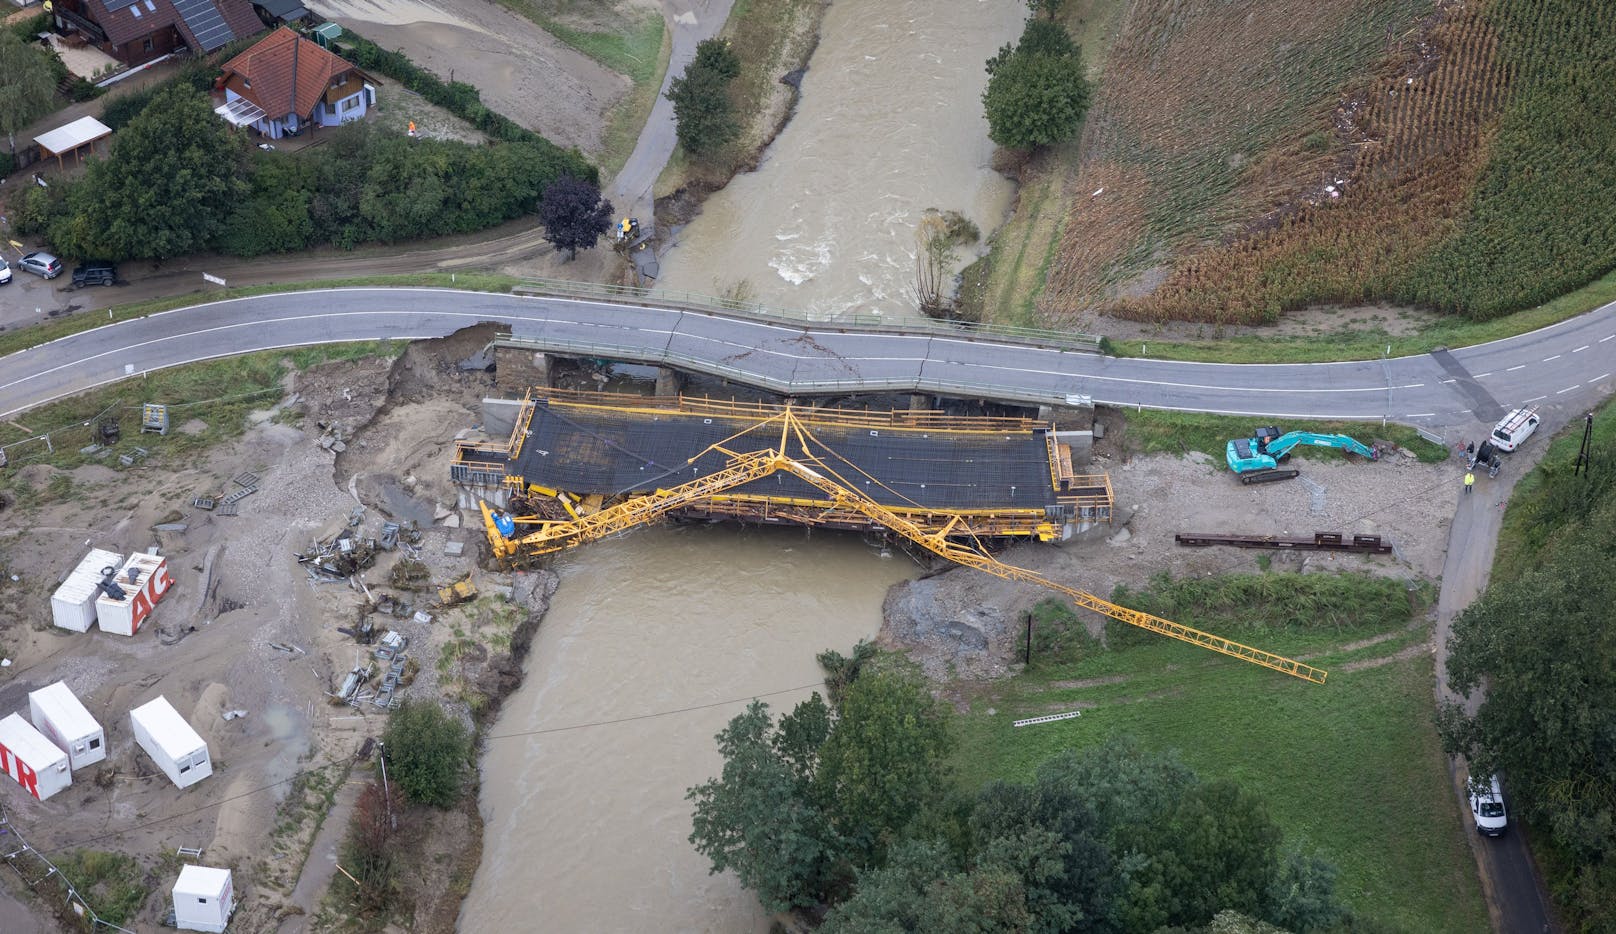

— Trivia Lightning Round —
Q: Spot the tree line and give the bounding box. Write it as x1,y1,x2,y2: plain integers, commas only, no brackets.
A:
17,84,598,261
1440,411,1616,929
689,650,1376,932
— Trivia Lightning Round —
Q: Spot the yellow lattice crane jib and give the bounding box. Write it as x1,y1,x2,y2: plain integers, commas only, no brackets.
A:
479,409,1327,684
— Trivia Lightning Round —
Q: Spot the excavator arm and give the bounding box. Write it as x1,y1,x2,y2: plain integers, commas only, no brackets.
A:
1264,431,1377,461
481,413,1327,684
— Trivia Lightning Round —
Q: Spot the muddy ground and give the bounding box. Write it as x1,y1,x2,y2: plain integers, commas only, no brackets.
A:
883,426,1459,682
304,0,642,156
0,327,544,932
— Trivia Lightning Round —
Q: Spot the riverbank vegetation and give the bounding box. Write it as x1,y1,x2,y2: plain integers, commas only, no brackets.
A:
1440,400,1616,929
654,0,825,222
976,0,1616,341
688,628,1467,930
1115,408,1450,464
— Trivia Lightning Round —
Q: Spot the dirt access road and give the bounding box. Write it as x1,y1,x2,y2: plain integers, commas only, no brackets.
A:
1433,416,1564,934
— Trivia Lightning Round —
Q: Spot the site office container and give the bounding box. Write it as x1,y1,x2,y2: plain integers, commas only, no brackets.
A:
173,864,234,933
0,713,71,801
130,696,212,789
28,681,106,771
95,552,175,636
50,548,124,632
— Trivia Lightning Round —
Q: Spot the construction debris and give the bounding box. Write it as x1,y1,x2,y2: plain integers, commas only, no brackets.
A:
297,530,378,580
437,574,477,607
1174,531,1394,554
390,559,431,591
221,710,248,721
192,497,216,511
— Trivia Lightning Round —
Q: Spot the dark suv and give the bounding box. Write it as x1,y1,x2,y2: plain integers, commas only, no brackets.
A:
71,262,117,288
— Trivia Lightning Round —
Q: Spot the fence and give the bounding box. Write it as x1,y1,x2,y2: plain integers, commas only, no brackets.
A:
511,277,1105,353
0,805,138,933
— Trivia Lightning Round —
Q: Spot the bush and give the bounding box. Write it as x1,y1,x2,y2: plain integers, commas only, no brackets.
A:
1111,570,1423,640
381,699,471,808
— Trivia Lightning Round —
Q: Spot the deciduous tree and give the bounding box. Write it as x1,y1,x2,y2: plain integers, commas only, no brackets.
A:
0,32,58,154
52,87,244,260
536,175,614,260
982,20,1091,150
667,39,742,156
381,700,471,808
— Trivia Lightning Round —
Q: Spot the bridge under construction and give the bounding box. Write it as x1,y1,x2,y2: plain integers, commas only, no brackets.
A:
454,390,1114,543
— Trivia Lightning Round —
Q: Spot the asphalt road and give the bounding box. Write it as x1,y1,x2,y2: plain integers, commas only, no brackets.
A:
2,287,1613,424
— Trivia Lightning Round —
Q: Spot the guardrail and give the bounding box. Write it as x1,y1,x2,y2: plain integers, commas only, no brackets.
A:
494,333,1082,408
511,277,1104,353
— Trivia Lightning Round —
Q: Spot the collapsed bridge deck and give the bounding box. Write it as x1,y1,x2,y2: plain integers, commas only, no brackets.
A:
454,391,1112,539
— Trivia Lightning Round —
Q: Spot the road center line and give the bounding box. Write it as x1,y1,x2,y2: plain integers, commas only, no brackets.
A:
1591,373,1612,383
1573,345,1589,352
1601,335,1615,343
1556,386,1578,394
1507,365,1526,371
1524,395,1547,402
1543,355,1561,362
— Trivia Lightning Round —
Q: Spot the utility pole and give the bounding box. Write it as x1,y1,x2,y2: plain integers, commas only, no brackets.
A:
377,741,395,831
1024,612,1033,667
1572,413,1594,477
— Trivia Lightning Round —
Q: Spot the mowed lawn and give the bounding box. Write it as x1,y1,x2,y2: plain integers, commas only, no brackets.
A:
952,621,1487,933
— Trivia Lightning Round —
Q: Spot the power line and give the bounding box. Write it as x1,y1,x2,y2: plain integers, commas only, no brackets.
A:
484,682,826,741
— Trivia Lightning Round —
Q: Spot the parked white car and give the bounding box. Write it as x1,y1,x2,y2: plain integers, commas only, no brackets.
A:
0,257,11,285
1490,406,1540,452
1469,774,1508,837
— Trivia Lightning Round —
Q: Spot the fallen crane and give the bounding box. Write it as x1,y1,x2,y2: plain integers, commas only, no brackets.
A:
481,408,1328,684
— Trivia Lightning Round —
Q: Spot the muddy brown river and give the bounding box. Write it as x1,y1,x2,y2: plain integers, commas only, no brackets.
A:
459,526,914,932
656,0,1021,319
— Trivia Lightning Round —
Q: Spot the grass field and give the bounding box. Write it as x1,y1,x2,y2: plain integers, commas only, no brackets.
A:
1119,408,1451,463
952,590,1486,932
0,343,399,502
1492,394,1616,585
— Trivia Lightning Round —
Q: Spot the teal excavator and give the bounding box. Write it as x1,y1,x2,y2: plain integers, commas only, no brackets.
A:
1225,427,1379,485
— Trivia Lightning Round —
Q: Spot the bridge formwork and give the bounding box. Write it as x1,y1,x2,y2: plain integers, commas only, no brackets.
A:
453,390,1112,542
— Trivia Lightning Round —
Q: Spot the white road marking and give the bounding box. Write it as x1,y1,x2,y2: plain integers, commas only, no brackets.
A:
1543,355,1561,362
1507,365,1526,371
1473,372,1491,378
1592,373,1612,383
1601,335,1616,342
1573,345,1589,352
1404,413,1435,418
1556,386,1578,394
1524,395,1547,402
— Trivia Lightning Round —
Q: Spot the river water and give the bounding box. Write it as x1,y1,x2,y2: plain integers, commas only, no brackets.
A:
656,0,1022,320
459,525,914,932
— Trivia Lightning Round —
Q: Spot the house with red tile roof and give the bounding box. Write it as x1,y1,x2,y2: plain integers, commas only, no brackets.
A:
215,27,374,140
51,0,262,68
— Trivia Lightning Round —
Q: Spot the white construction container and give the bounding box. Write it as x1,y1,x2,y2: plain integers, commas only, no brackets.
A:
130,696,211,789
0,713,71,801
95,552,175,636
50,548,123,632
173,865,234,933
28,681,106,771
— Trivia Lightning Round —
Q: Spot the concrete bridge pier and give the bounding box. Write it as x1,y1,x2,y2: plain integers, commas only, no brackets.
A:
655,367,684,397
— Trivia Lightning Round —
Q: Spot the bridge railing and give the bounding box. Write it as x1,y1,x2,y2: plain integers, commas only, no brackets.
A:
511,277,1104,353
494,333,1080,408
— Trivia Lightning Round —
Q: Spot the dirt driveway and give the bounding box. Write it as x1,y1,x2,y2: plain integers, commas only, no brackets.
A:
303,0,631,154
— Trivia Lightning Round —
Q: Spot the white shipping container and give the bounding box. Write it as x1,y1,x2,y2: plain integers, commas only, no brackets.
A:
28,681,106,771
173,864,234,933
95,552,175,637
130,696,211,789
50,548,124,632
0,713,71,801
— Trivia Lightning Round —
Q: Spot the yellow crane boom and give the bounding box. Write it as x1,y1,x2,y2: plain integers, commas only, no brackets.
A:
480,411,1326,684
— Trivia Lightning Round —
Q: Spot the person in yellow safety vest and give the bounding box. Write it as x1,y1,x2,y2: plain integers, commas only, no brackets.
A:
1464,471,1475,494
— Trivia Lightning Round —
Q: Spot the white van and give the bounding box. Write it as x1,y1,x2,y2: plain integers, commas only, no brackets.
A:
1490,406,1540,452
1469,774,1508,837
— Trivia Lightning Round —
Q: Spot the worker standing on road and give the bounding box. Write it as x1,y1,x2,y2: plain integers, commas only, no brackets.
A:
1464,471,1475,494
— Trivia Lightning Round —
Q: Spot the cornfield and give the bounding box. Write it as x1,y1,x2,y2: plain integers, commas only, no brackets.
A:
1036,0,1616,326
1118,1,1508,323
1036,0,1438,323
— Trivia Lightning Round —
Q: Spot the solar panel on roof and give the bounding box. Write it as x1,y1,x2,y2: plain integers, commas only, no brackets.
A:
171,0,235,51
102,0,142,11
